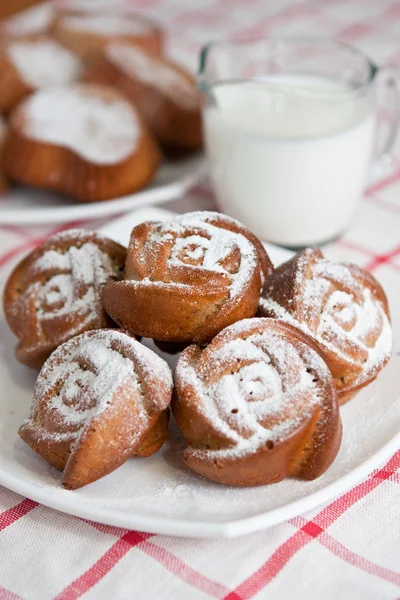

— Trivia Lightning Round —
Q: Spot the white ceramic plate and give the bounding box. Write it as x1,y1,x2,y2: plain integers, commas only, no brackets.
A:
0,156,205,225
0,207,399,538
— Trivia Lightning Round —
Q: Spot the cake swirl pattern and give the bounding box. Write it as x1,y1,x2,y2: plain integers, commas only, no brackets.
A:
102,211,273,344
4,229,126,369
19,329,173,489
259,247,392,402
172,318,342,486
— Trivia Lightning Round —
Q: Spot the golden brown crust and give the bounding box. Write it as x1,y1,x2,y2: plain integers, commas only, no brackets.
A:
0,41,32,113
259,247,392,403
135,410,170,457
172,317,342,486
85,45,202,152
102,211,274,344
52,10,164,60
3,229,127,369
18,329,173,489
0,116,9,194
3,83,161,202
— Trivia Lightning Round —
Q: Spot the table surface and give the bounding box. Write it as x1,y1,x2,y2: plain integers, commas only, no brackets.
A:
0,1,400,599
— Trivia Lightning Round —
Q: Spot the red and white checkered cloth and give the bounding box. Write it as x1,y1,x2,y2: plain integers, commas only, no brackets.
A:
1,0,400,598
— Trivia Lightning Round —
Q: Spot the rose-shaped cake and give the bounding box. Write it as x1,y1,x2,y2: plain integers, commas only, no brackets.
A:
258,247,392,403
85,42,202,151
19,329,173,489
3,229,126,369
3,84,160,202
102,211,274,344
172,318,342,486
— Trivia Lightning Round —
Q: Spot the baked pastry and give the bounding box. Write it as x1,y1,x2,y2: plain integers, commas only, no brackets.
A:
0,36,81,113
85,43,202,152
173,318,342,486
134,410,170,458
102,211,273,344
19,329,173,489
3,83,161,202
0,3,55,38
259,247,392,403
52,10,163,60
3,229,126,369
0,116,8,193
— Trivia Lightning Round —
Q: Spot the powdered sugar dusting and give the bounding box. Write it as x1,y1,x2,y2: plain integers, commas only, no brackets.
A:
29,242,118,326
23,86,139,164
147,212,258,300
2,3,54,37
7,39,81,88
63,13,150,36
43,334,139,429
107,42,199,110
261,256,393,388
43,228,99,244
178,319,332,462
25,330,171,450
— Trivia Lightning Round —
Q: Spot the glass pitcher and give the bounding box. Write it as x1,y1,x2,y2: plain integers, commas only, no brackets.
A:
198,37,399,246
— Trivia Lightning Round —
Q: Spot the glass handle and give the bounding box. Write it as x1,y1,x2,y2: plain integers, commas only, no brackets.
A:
374,65,400,164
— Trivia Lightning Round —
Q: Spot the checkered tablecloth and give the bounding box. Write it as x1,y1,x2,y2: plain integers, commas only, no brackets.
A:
1,1,400,598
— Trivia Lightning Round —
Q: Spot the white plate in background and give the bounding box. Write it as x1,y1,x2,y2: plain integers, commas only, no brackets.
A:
0,207,399,538
0,156,206,225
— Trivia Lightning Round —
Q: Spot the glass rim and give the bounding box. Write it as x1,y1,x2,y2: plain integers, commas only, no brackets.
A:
198,35,378,92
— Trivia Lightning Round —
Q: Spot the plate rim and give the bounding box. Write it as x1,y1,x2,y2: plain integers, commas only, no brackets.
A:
0,157,206,225
0,420,398,538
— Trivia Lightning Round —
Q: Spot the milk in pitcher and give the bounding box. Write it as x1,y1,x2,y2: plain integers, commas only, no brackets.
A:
204,75,375,246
